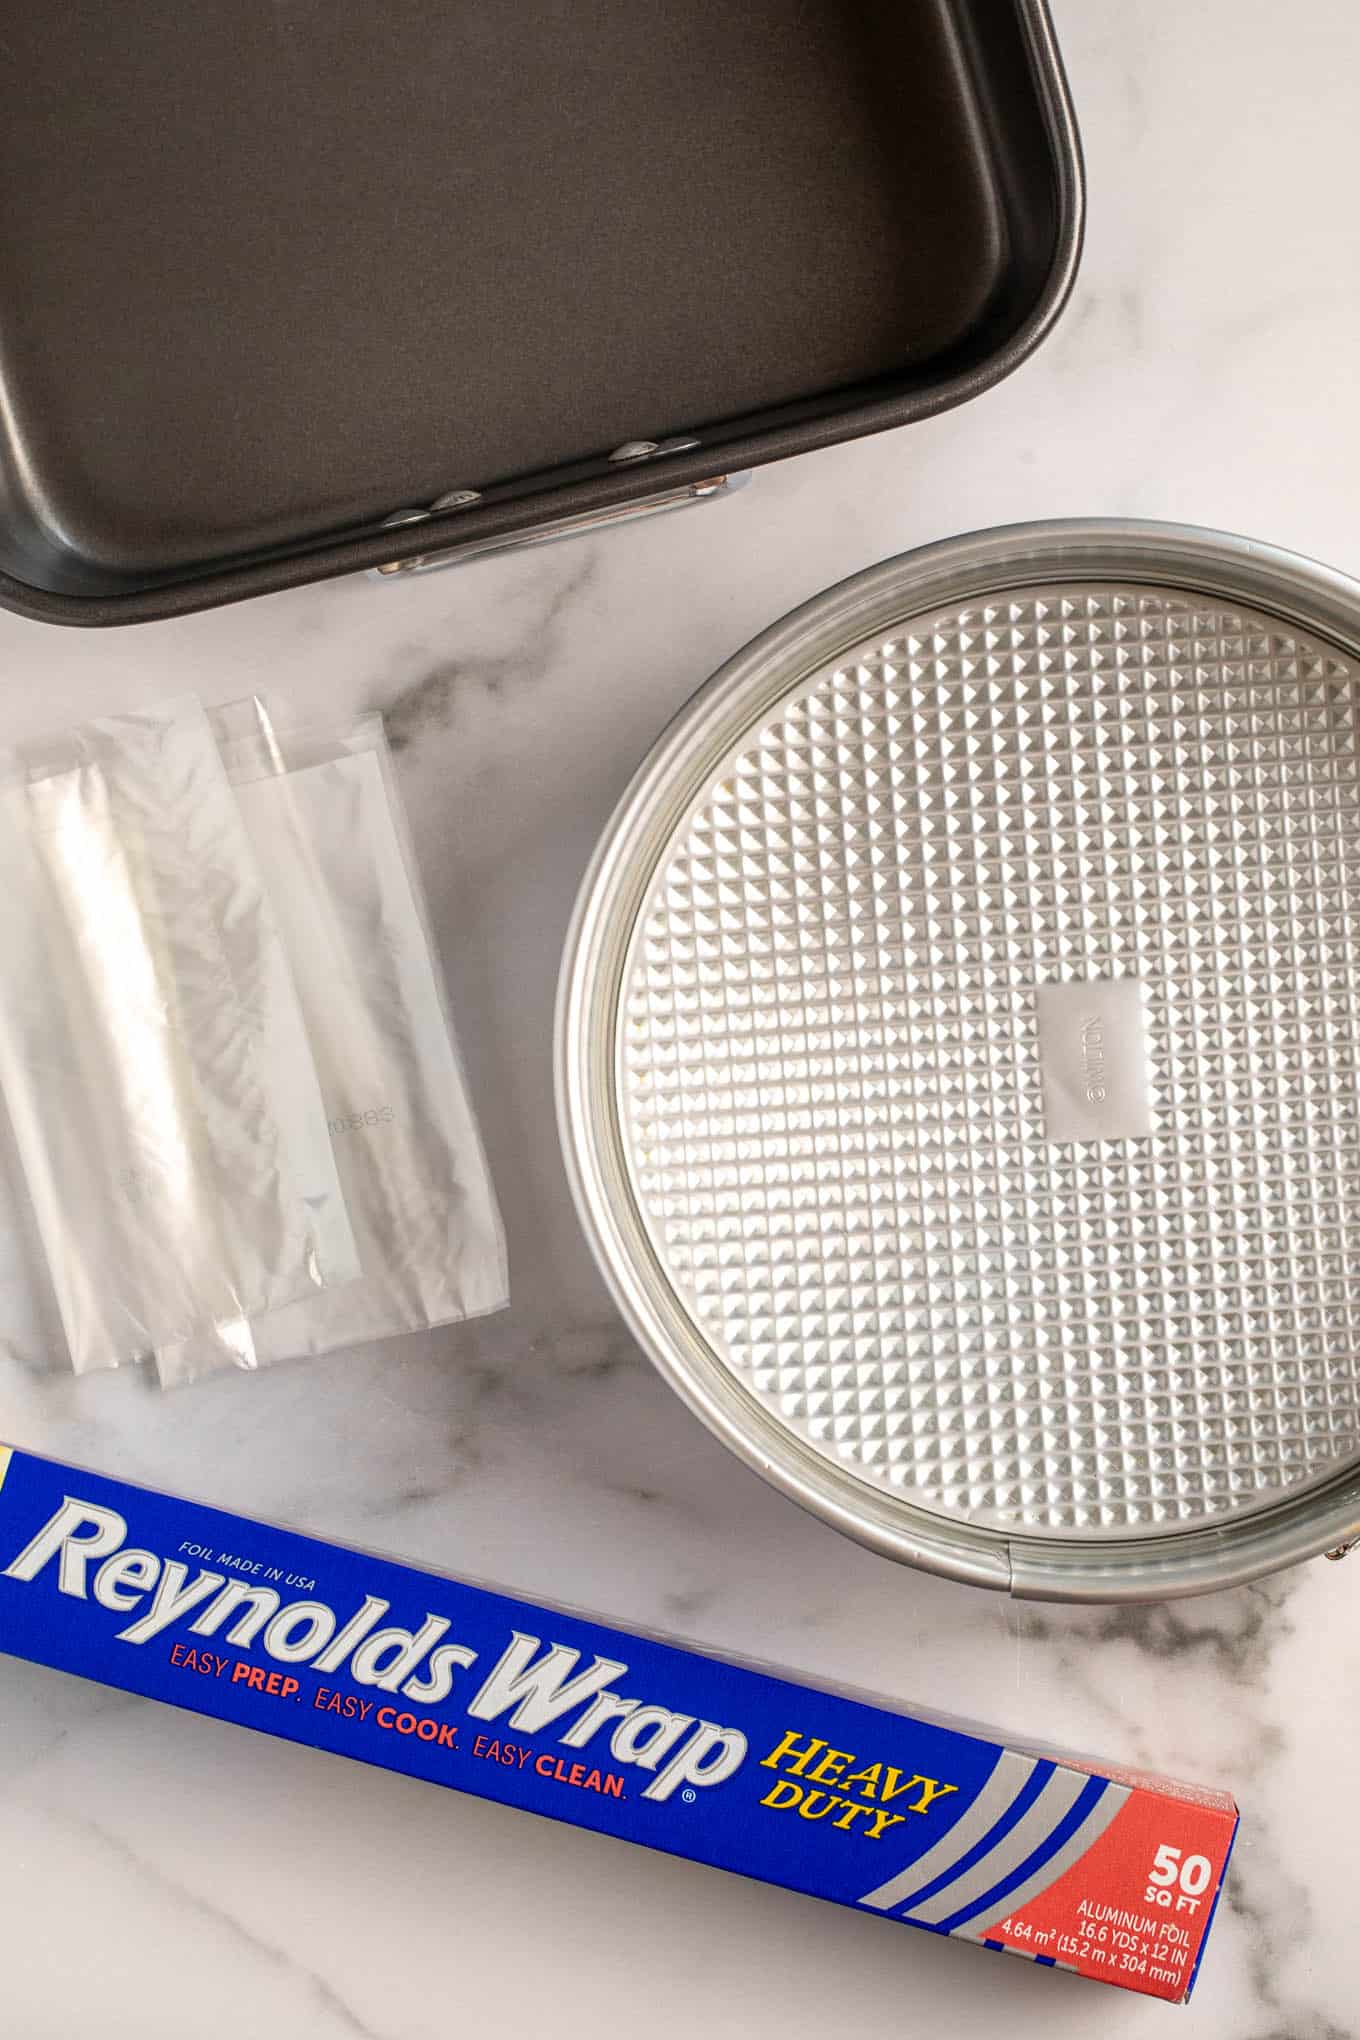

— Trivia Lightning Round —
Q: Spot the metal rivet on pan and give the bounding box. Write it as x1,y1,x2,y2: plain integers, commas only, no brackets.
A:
609,437,700,464
375,508,431,571
375,493,483,574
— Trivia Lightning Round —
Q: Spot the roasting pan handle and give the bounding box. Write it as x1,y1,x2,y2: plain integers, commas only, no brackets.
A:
370,472,749,581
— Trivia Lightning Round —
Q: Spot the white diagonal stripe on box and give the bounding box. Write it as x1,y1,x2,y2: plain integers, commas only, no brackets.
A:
953,1781,1132,1942
857,1750,1036,1912
906,1766,1092,1926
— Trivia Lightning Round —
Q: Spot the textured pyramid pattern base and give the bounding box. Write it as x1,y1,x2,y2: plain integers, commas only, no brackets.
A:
620,585,1360,1534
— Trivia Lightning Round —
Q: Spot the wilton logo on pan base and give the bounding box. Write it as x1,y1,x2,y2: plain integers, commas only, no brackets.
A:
1035,978,1152,1144
1080,1016,1106,1102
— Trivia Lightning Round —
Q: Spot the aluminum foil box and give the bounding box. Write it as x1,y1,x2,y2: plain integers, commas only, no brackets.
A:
0,1445,1236,2002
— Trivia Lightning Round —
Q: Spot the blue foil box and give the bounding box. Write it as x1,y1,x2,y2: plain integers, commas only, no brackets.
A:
0,1444,1236,2001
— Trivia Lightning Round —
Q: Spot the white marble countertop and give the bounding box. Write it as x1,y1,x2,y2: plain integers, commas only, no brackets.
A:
3,2,1359,2031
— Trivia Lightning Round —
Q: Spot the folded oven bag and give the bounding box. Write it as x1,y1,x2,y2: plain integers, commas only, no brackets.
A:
156,703,507,1386
0,697,357,1374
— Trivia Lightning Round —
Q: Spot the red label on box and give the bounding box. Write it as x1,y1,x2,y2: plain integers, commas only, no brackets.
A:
981,1788,1238,2001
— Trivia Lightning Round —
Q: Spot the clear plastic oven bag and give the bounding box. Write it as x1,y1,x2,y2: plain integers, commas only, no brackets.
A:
0,697,358,1373
155,703,507,1385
